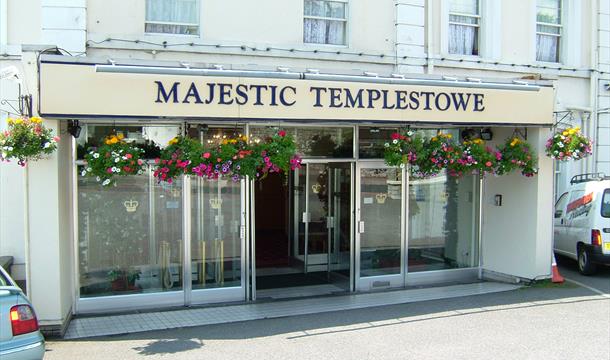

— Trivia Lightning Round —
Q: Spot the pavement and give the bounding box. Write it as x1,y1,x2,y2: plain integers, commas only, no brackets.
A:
44,260,610,359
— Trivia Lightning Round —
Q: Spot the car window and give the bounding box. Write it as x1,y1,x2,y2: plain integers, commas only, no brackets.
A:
602,189,610,218
554,192,570,218
0,269,10,286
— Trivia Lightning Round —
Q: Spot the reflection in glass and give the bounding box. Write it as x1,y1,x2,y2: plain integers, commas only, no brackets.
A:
358,127,399,159
360,168,402,277
408,171,478,272
78,169,183,297
250,127,353,158
191,178,242,289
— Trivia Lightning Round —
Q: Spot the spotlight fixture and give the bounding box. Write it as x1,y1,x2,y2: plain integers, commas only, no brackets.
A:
460,128,477,141
480,128,493,141
67,120,81,138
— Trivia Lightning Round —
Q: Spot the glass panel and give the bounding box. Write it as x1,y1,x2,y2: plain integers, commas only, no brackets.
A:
191,178,242,289
537,24,561,35
296,166,307,258
328,164,351,282
449,14,479,25
449,24,479,55
250,127,353,158
303,18,346,45
601,189,610,218
536,0,561,24
304,0,346,18
307,163,329,256
358,127,399,159
146,0,199,23
78,169,184,297
408,172,478,272
449,0,478,15
76,125,178,160
360,168,402,277
536,34,559,62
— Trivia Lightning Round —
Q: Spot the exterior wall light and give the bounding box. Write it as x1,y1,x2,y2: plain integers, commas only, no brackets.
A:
68,120,81,138
480,128,493,141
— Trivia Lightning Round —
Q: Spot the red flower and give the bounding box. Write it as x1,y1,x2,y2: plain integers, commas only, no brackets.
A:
485,161,492,167
391,133,400,140
278,130,287,137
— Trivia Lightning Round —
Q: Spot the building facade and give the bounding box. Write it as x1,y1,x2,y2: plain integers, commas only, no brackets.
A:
0,0,608,335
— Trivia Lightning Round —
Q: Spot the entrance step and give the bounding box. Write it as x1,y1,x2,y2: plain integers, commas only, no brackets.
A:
63,282,520,339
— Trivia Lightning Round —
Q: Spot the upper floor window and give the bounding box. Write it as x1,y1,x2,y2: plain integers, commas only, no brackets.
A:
145,0,199,35
303,0,347,45
536,0,562,62
448,0,480,56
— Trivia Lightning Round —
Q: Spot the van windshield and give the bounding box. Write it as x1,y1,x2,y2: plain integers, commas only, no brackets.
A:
602,189,610,218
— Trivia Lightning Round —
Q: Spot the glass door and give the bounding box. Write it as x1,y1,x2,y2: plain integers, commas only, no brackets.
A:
295,162,352,290
355,162,405,291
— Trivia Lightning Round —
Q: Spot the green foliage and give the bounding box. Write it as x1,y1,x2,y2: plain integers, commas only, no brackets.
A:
545,126,593,161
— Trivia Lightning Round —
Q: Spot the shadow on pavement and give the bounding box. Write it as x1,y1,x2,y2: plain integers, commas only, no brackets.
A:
53,279,608,357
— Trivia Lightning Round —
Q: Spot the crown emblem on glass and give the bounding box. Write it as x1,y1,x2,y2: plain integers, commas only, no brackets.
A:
311,183,322,194
209,198,223,209
123,199,139,212
375,193,387,204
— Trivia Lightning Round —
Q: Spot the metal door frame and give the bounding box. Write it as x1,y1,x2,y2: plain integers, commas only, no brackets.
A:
355,160,407,291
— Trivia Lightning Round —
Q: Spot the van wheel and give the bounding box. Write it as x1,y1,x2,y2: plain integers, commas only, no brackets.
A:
577,246,597,275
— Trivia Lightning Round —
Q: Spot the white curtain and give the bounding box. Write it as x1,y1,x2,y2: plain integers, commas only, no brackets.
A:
536,34,558,62
448,24,477,55
304,19,345,45
146,0,198,34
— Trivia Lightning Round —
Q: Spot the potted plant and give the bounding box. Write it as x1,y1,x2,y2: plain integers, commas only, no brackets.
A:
82,134,146,186
0,116,59,166
545,126,593,161
107,266,141,292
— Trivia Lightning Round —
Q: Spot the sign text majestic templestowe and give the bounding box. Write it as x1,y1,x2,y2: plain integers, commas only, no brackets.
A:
154,81,486,112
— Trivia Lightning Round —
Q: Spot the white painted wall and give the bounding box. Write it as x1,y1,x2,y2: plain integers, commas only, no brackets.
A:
481,127,554,279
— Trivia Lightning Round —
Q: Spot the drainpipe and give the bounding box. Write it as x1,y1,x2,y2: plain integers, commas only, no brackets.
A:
588,0,599,173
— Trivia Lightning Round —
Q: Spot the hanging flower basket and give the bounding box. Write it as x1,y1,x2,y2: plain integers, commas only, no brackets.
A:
383,130,425,169
383,131,539,179
496,137,538,177
83,134,146,186
0,117,59,166
448,139,498,178
414,132,459,178
545,126,593,161
153,131,302,184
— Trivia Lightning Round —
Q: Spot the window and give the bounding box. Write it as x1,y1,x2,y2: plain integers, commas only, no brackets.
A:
536,0,562,62
554,192,569,218
303,0,347,45
145,0,199,35
602,189,610,218
448,0,480,56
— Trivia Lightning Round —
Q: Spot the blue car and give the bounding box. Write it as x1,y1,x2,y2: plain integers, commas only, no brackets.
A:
0,265,45,360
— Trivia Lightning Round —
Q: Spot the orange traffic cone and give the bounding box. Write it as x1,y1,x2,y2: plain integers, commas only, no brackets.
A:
551,254,564,283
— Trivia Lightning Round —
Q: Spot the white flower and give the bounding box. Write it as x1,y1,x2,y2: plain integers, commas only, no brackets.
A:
122,156,127,160
558,142,564,148
96,176,101,182
93,153,99,159
114,157,120,163
407,131,413,136
43,142,50,148
392,139,398,144
7,146,13,151
560,135,565,140
399,163,405,169
137,170,143,175
111,166,118,172
384,143,389,147
86,167,92,172
116,168,121,173
81,170,87,176
102,179,111,186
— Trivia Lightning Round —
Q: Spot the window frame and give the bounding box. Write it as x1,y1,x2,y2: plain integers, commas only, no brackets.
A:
303,0,349,46
601,189,610,218
144,0,201,37
447,0,481,56
535,0,563,63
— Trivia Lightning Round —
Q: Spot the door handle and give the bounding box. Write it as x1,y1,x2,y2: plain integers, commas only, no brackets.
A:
302,212,310,223
560,219,564,225
358,221,365,233
327,216,334,228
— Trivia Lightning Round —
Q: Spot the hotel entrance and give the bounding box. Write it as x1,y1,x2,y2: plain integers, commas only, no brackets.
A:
253,162,352,299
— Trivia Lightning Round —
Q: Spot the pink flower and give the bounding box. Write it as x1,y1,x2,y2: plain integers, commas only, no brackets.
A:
137,159,143,165
154,158,160,164
203,152,211,159
106,168,113,173
485,161,492,167
125,153,133,159
53,136,60,142
278,130,286,137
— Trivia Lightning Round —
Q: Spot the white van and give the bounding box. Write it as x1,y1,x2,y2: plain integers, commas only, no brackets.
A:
554,173,610,275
